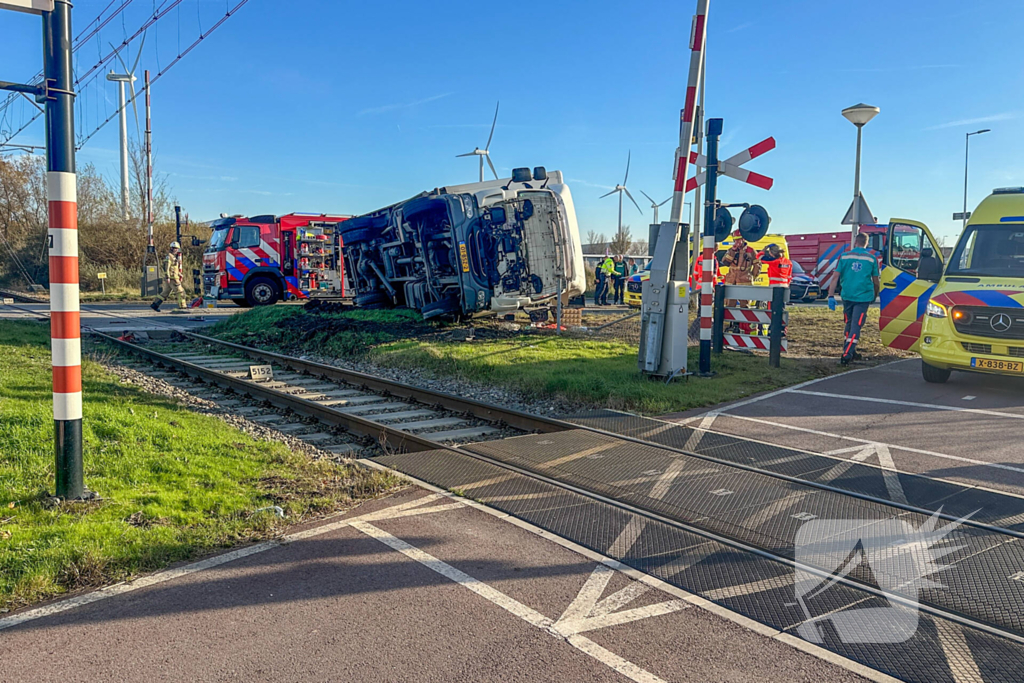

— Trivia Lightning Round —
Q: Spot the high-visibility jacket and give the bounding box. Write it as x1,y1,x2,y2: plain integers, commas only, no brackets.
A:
599,257,615,277
765,257,793,286
164,252,183,282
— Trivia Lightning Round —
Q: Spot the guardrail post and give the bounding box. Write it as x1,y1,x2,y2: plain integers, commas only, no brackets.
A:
713,283,725,354
769,286,786,368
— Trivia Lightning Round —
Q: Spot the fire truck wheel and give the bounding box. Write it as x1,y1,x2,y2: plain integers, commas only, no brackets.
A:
232,299,252,308
245,276,280,307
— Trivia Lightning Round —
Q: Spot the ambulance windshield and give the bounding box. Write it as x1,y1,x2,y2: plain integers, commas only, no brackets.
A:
948,225,1024,278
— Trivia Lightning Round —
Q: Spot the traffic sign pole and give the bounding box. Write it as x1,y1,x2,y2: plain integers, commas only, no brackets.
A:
43,0,84,499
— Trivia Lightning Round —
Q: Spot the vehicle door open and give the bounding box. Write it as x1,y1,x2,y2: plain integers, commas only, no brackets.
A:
879,219,944,351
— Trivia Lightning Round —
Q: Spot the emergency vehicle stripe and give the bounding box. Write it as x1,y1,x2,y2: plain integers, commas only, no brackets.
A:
47,171,81,422
723,334,787,352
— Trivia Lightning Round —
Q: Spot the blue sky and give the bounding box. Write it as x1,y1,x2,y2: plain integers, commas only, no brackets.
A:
2,0,1022,245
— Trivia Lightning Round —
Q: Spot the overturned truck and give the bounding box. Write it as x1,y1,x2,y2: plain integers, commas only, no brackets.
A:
340,167,586,319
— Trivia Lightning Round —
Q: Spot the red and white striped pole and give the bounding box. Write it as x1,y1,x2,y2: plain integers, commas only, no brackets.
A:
669,0,708,226
43,0,84,499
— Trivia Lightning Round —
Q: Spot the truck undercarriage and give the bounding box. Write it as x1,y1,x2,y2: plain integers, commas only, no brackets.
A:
340,168,585,319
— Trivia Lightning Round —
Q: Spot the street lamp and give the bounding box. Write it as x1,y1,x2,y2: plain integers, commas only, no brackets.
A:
842,103,880,247
963,129,990,230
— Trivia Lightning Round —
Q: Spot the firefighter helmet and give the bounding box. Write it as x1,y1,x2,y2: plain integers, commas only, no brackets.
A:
169,241,181,251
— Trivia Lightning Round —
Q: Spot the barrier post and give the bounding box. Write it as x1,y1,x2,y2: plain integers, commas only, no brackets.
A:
769,286,786,368
712,282,725,354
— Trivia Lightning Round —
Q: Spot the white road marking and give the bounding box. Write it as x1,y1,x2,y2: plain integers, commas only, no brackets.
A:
790,388,1024,420
359,459,905,683
873,444,908,505
704,575,793,601
353,521,672,683
607,518,647,558
683,414,718,451
962,396,976,401
740,491,812,530
554,564,687,636
934,618,985,683
0,493,465,632
720,413,1024,476
540,441,620,469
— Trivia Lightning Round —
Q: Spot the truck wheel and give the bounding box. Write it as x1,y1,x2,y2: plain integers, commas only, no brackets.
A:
921,360,951,384
354,291,388,309
232,298,251,308
421,297,459,320
245,276,280,307
338,228,376,246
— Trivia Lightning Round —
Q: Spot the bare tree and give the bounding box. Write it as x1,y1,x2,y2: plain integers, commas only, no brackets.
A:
628,239,648,256
610,226,632,255
585,229,607,246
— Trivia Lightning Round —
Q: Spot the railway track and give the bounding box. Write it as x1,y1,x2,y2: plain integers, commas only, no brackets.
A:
10,302,1024,680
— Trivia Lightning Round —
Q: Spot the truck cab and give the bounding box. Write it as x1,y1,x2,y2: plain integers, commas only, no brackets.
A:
340,167,586,319
203,212,349,307
879,187,1024,382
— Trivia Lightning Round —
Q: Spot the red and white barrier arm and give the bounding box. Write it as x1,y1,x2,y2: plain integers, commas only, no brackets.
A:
47,170,82,423
668,0,709,225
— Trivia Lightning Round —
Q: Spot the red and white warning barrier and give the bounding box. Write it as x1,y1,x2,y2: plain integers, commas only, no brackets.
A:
685,137,776,193
723,307,788,325
47,170,82,423
723,333,787,352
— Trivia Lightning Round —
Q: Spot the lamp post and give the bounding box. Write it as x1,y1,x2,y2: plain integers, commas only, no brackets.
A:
963,129,990,230
842,103,880,247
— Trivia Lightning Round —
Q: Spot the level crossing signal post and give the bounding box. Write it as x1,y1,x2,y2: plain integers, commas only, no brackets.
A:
0,0,85,499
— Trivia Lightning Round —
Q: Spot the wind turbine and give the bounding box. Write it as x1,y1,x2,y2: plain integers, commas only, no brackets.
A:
600,150,643,243
106,34,145,220
457,101,499,182
640,190,671,225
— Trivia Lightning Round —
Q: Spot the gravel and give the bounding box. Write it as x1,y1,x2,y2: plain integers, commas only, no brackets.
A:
300,351,586,418
86,343,372,461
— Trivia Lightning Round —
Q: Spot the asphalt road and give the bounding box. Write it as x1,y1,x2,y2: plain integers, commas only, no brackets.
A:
0,488,868,683
0,299,250,334
664,357,1024,498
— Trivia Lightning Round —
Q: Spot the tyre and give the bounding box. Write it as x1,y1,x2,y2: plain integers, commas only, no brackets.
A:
245,276,280,307
354,290,388,309
421,297,459,320
402,197,446,222
232,298,251,308
338,227,376,246
921,360,951,384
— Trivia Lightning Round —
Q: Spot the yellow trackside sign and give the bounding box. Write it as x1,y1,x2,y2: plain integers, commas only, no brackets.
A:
458,241,470,272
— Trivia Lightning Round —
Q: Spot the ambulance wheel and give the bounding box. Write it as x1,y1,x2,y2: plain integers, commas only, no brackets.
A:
354,291,388,309
232,298,251,308
921,360,951,384
245,276,280,307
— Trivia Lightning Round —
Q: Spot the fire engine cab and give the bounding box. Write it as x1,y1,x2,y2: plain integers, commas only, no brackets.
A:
203,212,349,307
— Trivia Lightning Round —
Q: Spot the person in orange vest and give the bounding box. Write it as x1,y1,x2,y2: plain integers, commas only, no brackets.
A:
760,243,793,287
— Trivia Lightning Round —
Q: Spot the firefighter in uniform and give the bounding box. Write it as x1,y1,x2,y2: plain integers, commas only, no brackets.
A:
150,241,188,312
721,233,761,332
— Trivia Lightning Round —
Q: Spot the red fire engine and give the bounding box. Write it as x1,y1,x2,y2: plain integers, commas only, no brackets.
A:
203,212,350,307
787,225,887,295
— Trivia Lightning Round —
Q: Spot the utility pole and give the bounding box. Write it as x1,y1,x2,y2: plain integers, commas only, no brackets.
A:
175,205,182,244
144,70,154,258
43,0,84,499
106,72,131,218
962,129,990,230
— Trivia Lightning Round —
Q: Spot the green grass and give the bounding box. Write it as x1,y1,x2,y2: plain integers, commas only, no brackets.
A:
207,307,844,415
0,320,400,610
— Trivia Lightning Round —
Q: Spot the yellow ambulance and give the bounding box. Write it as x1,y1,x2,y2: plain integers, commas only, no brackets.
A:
879,187,1024,383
